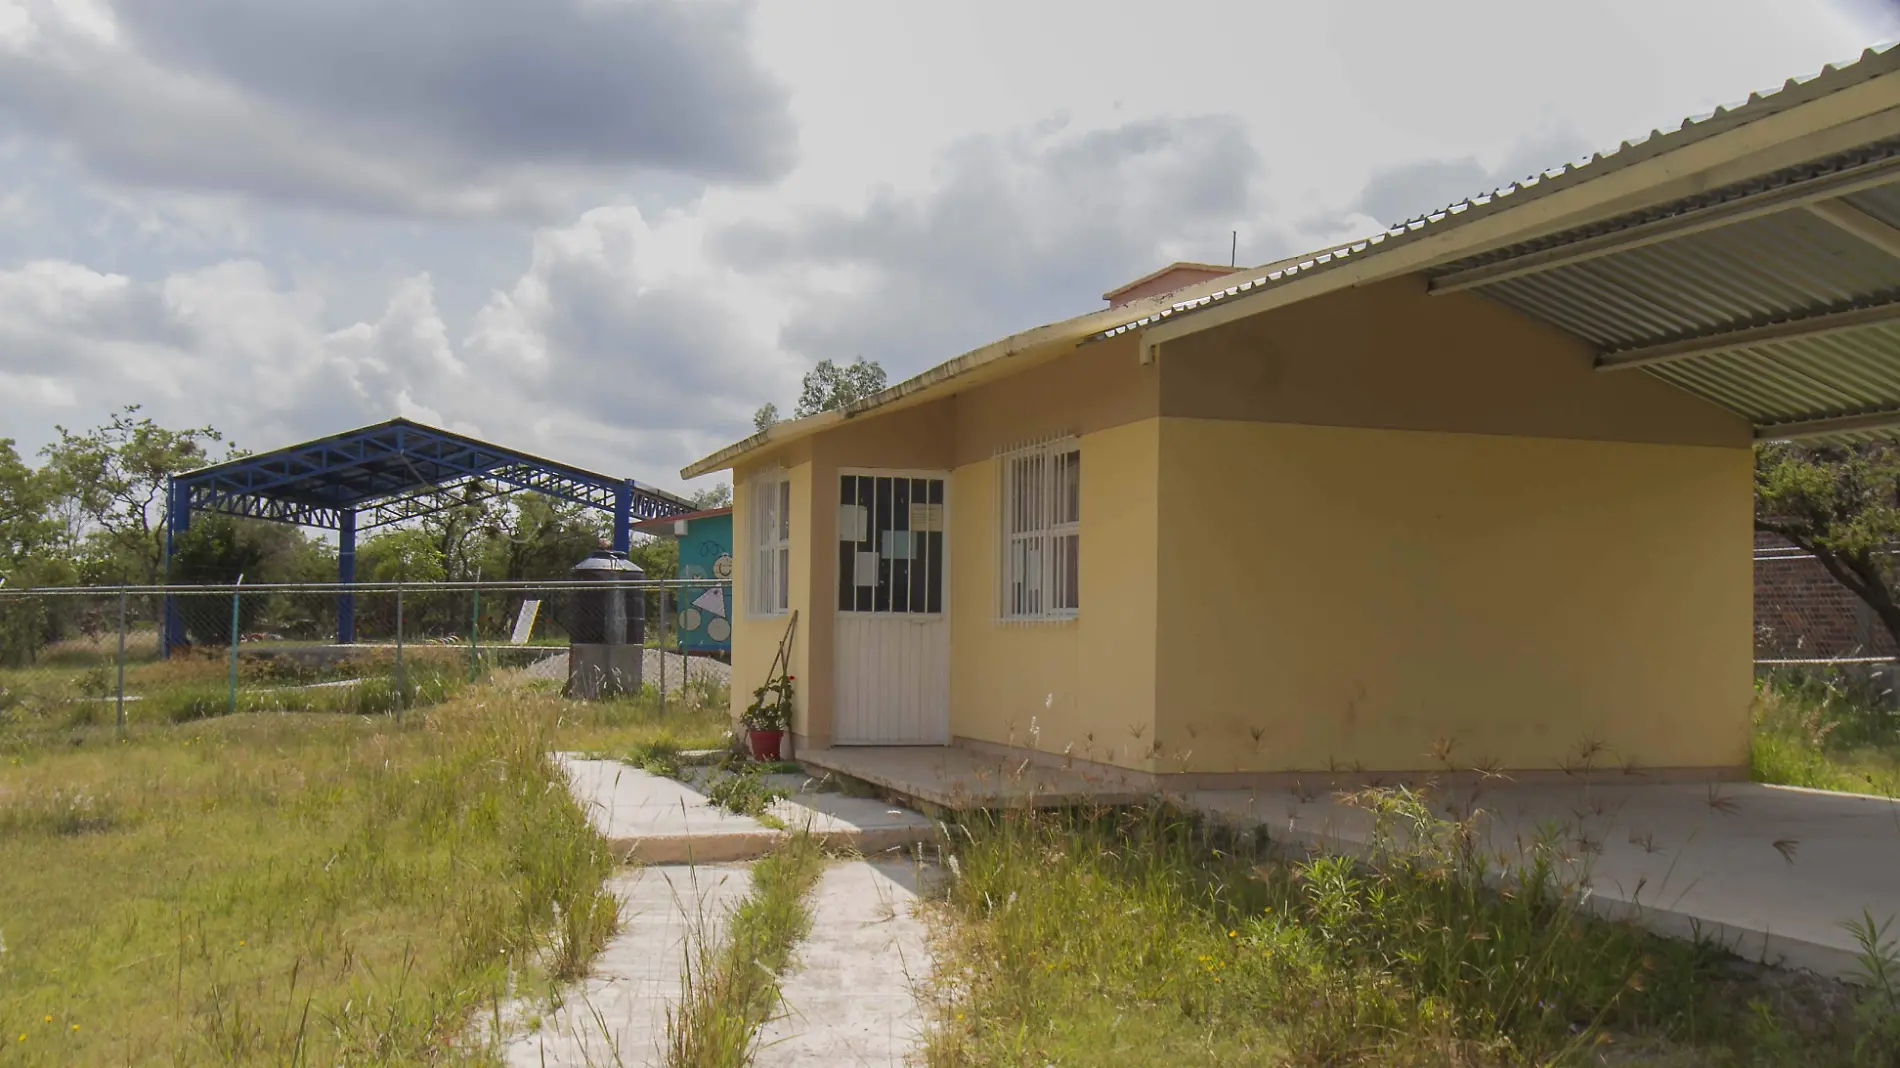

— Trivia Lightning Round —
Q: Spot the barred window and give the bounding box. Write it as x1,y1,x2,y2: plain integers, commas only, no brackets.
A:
998,439,1079,621
749,471,790,616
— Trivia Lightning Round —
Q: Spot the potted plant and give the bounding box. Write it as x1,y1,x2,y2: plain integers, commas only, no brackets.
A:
742,673,793,761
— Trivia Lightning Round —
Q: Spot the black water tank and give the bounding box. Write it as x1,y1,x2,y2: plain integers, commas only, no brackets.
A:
569,547,645,645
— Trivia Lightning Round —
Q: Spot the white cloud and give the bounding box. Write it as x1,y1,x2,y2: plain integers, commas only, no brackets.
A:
0,208,804,489
0,0,794,219
0,0,1891,496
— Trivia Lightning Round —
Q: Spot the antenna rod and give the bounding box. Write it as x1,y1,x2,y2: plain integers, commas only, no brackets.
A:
1230,230,1237,267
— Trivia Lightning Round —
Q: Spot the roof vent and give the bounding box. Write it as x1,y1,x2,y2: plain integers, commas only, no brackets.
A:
1103,262,1235,308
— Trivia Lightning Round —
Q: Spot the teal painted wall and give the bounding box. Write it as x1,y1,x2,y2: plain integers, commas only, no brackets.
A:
675,513,734,653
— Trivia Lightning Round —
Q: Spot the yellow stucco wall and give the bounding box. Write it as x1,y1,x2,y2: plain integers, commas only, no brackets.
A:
726,279,1753,776
729,454,814,740
948,418,1161,767
1153,418,1755,773
1161,276,1750,448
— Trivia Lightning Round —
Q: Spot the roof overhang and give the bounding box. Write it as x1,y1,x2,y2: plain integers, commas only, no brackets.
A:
1118,47,1900,445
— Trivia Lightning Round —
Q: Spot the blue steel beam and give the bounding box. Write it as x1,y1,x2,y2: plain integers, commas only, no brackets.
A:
337,510,356,644
162,478,190,657
613,484,632,553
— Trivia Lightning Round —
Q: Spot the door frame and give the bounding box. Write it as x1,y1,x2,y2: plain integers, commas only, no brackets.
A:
833,467,951,744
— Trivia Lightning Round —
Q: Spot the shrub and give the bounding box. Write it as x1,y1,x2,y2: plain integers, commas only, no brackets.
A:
703,765,787,819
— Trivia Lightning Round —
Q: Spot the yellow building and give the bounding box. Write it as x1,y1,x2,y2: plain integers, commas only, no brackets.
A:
687,47,1900,788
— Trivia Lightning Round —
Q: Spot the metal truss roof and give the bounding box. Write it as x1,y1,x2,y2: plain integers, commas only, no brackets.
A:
173,418,692,531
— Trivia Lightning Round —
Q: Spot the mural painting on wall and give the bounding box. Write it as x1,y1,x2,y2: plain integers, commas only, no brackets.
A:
676,513,734,653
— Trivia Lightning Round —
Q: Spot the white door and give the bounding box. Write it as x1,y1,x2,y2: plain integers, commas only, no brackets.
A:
833,471,950,745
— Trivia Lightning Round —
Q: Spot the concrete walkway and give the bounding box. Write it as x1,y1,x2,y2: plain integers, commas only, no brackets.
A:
561,756,781,863
1193,781,1900,981
500,863,751,1068
510,758,942,1064
755,860,934,1068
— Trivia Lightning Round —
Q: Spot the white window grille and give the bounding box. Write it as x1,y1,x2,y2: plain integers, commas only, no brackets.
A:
749,471,790,616
997,438,1080,621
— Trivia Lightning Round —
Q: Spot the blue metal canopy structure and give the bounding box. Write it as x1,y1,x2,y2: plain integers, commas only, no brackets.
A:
162,417,692,653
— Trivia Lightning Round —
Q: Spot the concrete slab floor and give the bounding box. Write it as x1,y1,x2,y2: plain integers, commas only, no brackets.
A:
799,745,1152,809
1192,781,1900,982
754,860,936,1068
498,863,751,1068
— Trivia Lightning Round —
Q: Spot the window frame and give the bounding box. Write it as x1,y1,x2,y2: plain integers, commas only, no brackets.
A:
996,437,1080,623
747,469,791,617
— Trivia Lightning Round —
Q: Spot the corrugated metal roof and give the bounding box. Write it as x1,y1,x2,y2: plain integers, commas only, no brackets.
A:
1428,132,1900,442
1469,210,1900,348
1096,43,1900,345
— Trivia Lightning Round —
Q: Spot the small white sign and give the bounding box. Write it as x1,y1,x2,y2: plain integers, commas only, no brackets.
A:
880,530,914,560
854,551,880,587
510,600,541,645
909,503,943,531
839,504,868,542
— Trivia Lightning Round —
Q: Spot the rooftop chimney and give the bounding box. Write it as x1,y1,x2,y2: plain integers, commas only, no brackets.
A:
1102,262,1235,308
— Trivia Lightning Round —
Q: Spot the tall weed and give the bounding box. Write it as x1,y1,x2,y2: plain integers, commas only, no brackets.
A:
931,793,1890,1066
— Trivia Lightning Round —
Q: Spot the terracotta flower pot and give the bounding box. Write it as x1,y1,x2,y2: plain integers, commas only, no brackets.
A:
747,729,785,762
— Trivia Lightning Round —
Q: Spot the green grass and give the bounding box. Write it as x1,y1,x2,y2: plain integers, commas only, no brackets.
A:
1752,670,1900,798
0,679,732,1066
925,795,1900,1067
665,834,827,1068
0,635,479,746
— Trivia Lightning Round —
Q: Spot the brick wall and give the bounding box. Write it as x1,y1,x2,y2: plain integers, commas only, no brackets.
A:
1754,531,1898,658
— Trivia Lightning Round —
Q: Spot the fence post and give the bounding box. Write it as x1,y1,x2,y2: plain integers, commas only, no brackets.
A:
115,587,127,738
469,578,481,684
394,581,405,724
227,574,244,717
657,580,668,711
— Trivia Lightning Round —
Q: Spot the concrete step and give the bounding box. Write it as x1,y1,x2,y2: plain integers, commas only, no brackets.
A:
559,756,937,864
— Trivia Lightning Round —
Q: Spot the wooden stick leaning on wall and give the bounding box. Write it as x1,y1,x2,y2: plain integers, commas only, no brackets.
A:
761,610,798,758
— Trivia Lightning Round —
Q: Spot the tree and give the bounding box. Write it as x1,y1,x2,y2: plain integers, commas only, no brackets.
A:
1755,442,1900,649
40,406,223,585
479,493,605,581
795,357,887,418
0,439,58,576
358,527,448,583
626,535,677,582
688,483,732,510
0,439,65,665
750,358,886,432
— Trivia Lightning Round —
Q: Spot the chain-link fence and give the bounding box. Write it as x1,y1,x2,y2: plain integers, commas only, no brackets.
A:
0,579,731,736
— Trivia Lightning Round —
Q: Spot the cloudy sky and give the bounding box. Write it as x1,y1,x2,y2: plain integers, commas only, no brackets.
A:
1,0,1896,493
